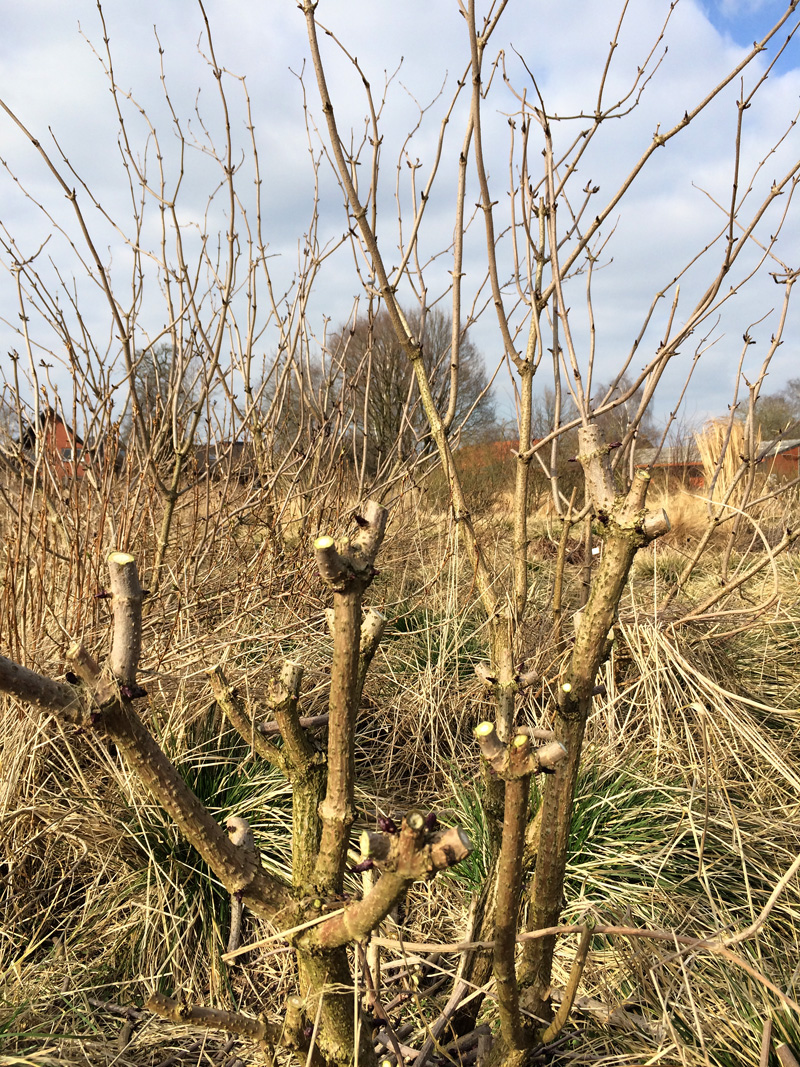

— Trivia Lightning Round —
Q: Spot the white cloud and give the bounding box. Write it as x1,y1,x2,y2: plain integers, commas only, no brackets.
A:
0,0,797,427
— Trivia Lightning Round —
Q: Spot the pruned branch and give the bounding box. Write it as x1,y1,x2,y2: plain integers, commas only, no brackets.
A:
313,502,389,896
207,664,287,770
475,722,567,777
301,811,471,950
0,557,294,921
146,992,283,1050
107,550,145,689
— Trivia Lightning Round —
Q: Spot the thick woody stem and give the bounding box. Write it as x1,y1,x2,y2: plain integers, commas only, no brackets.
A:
577,425,615,515
0,559,293,923
269,660,311,765
107,551,144,688
303,815,471,951
358,608,386,701
315,588,361,894
146,992,282,1048
0,655,81,720
102,698,291,915
0,657,292,917
520,454,670,1020
225,817,257,957
495,767,530,1052
313,502,388,896
350,500,389,566
268,660,326,892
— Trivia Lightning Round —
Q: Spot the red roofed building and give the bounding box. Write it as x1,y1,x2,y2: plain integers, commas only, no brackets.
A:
20,408,88,479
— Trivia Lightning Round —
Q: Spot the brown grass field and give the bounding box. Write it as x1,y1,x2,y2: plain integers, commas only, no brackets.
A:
2,464,800,1067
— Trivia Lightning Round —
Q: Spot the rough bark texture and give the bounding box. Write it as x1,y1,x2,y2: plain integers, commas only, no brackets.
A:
100,696,293,915
107,551,144,688
0,518,478,1067
303,818,471,951
519,463,669,1024
0,655,81,718
314,590,362,895
268,661,326,892
494,771,530,1051
2,651,292,919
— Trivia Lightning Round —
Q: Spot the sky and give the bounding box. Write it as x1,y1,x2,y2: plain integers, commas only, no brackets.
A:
0,0,798,434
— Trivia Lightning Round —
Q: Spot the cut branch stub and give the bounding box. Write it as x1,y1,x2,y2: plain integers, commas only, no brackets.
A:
475,720,507,770
226,816,256,854
314,535,351,587
618,467,650,520
350,500,389,568
66,643,117,709
516,668,538,689
360,829,392,864
269,660,304,709
360,608,386,654
642,507,671,539
107,551,144,689
315,501,390,591
360,814,472,877
427,825,473,869
577,424,615,514
617,470,671,543
508,732,531,775
475,661,498,689
357,608,387,700
475,721,567,778
303,812,472,951
225,816,257,959
535,739,568,773
517,724,556,742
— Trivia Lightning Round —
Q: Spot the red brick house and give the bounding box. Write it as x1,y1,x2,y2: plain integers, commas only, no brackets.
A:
20,408,88,479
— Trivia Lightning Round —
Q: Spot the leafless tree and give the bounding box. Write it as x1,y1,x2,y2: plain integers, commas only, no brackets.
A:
324,305,495,477
300,1,800,1061
0,2,799,1065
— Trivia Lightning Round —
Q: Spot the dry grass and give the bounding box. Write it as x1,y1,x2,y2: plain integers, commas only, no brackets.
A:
697,419,754,506
2,469,800,1067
